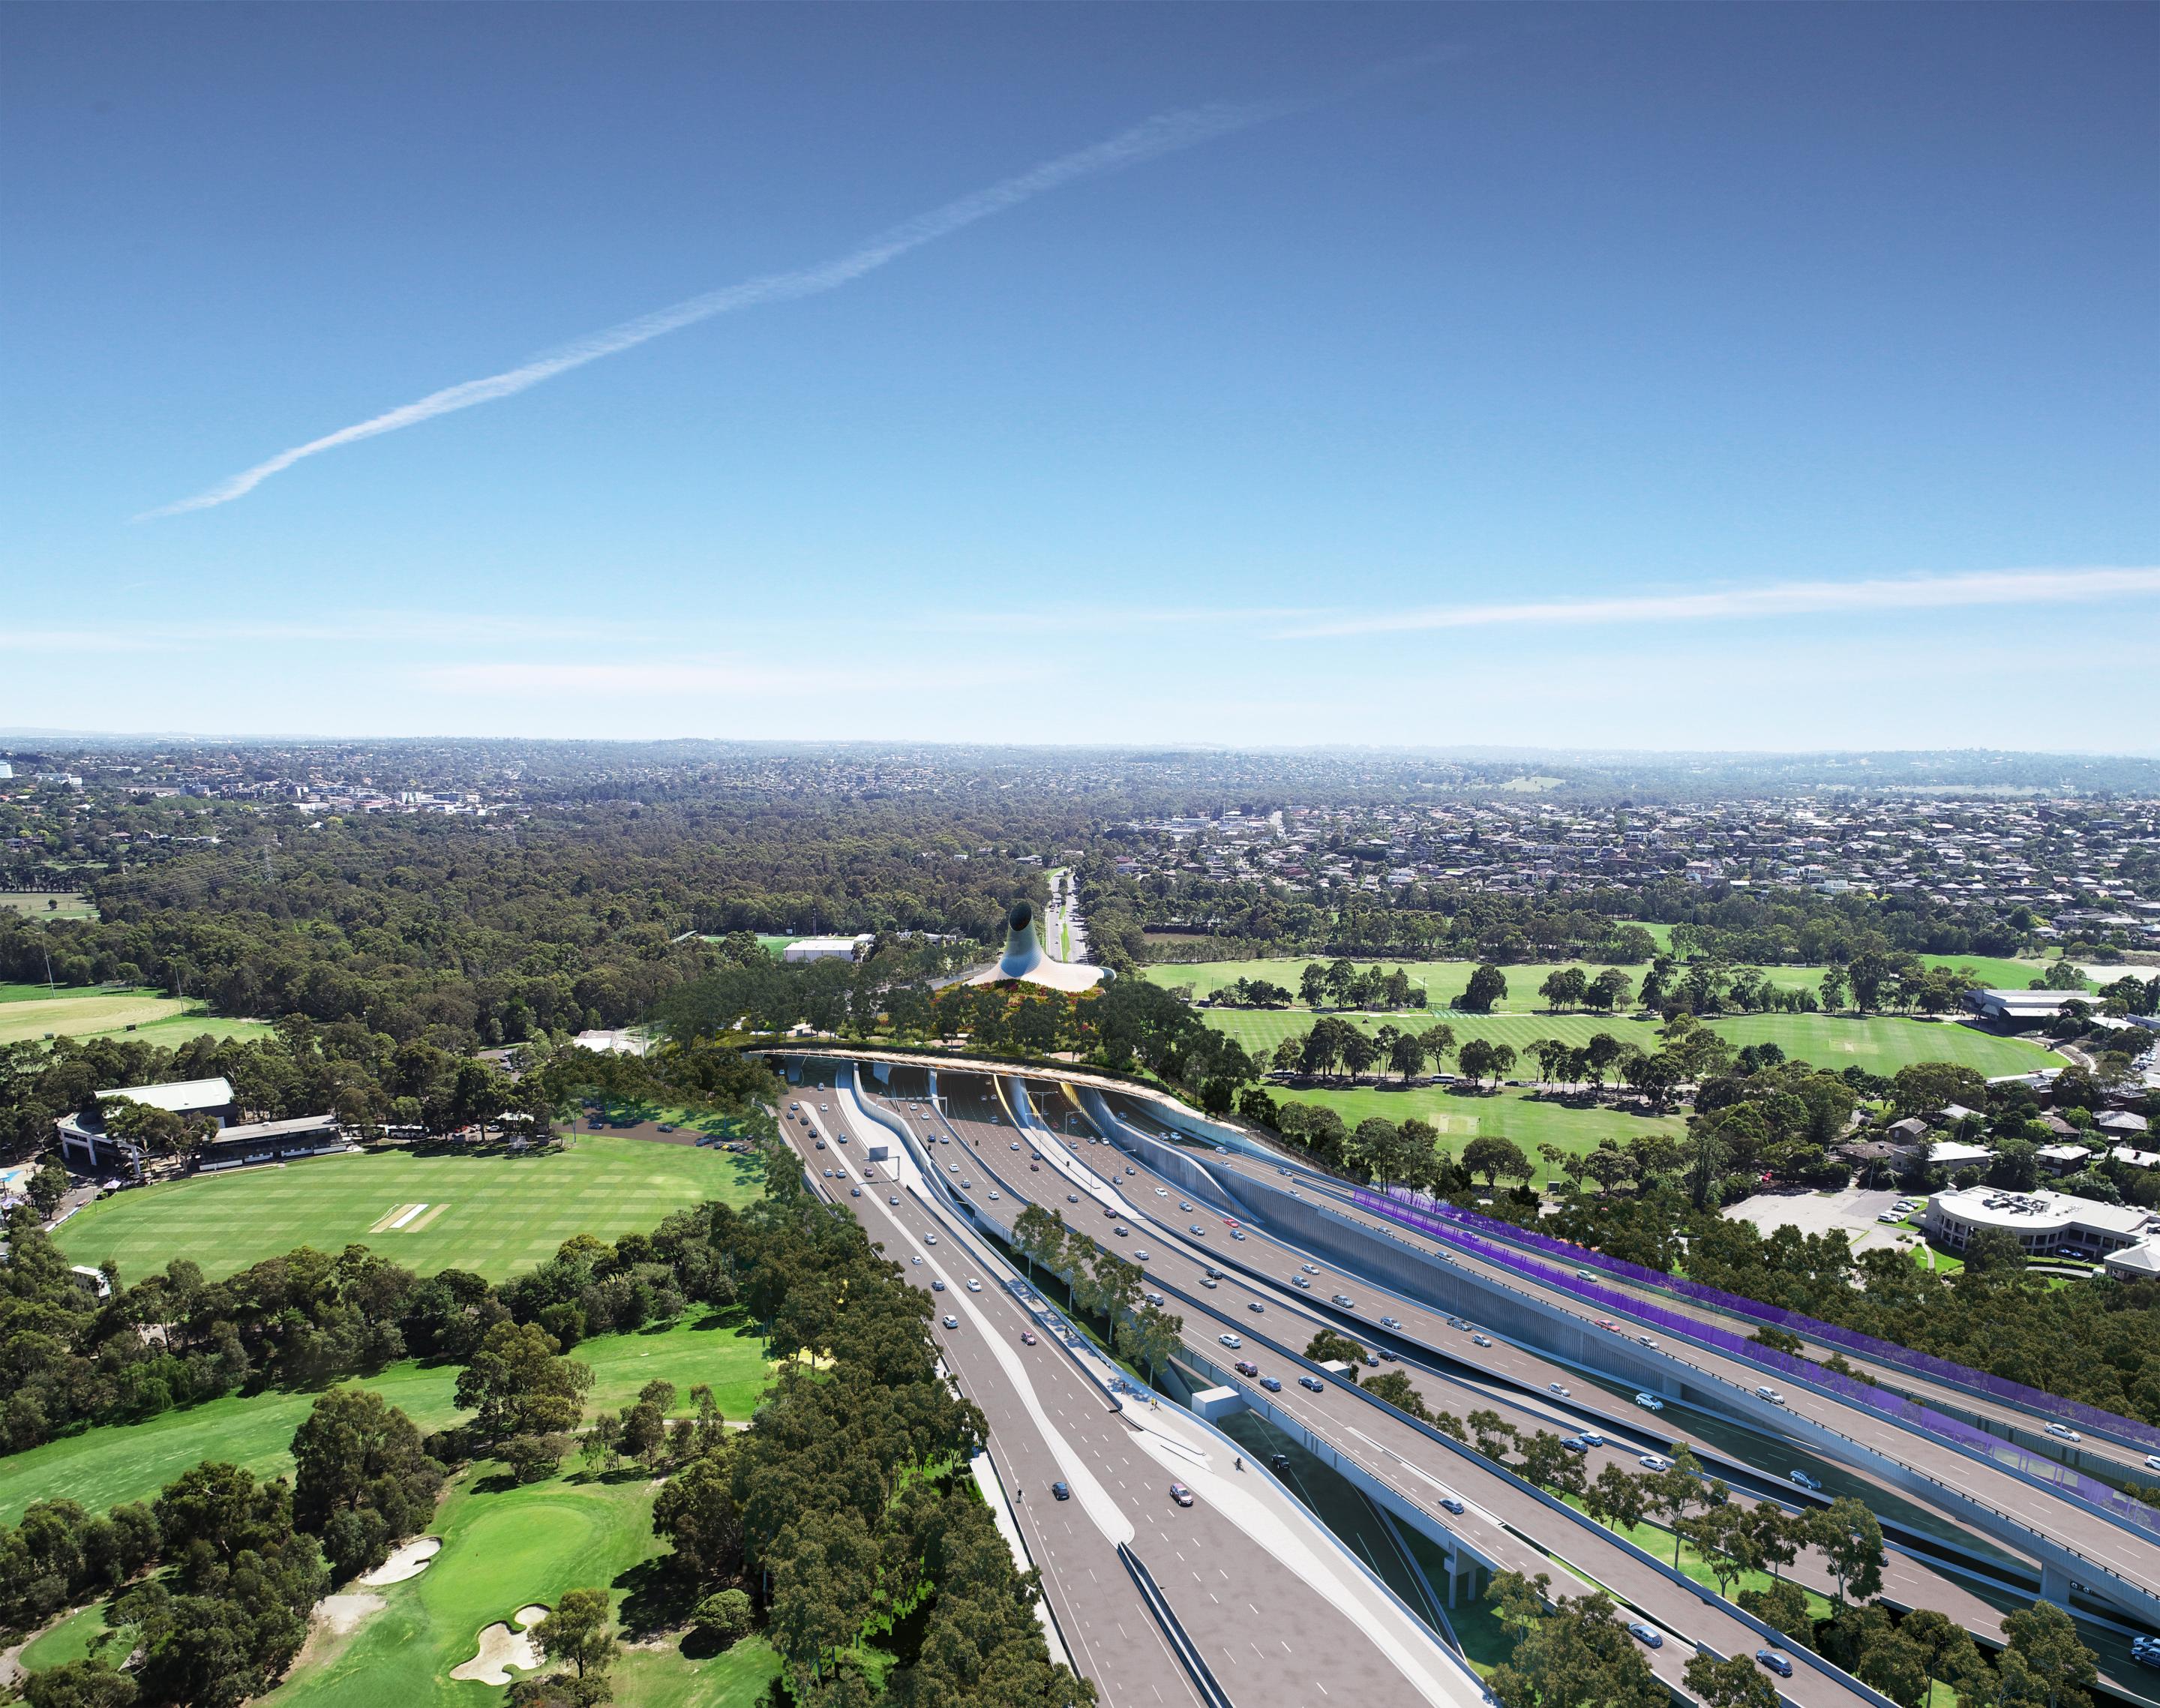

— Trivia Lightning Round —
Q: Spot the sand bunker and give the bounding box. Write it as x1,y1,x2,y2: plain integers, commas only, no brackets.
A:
514,1604,550,1629
316,1592,385,1636
450,1622,541,1685
360,1535,441,1586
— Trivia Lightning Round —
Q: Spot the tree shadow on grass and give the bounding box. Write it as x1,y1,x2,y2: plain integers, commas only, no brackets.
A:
613,1555,701,1639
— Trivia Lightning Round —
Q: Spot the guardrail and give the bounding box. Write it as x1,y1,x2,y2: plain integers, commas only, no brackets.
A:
1369,1183,2160,1454
1354,1188,2160,1545
1118,1543,1235,1708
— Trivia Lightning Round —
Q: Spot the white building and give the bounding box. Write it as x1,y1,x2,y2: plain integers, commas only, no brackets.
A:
1922,1185,2156,1259
55,1076,238,1175
783,935,874,963
1966,988,2095,1024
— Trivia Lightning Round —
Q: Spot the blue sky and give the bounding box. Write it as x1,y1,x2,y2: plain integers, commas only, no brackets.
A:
4,4,2156,752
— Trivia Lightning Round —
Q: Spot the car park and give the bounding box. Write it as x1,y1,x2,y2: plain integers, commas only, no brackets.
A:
1756,1651,1794,1678
1634,1392,1664,1412
1051,1481,1070,1501
1639,1454,1672,1470
1790,1471,1822,1490
1299,1375,1325,1393
1259,1376,1282,1391
1169,1482,1194,1507
1628,1623,1664,1649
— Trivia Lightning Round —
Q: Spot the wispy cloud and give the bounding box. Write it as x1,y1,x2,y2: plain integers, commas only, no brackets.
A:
140,97,1300,520
415,653,1047,697
1295,566,2160,638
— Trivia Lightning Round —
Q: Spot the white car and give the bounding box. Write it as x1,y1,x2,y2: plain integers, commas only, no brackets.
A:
1219,1333,1244,1349
942,1314,958,1329
1755,1386,1785,1405
1472,1334,1493,1348
2047,1423,2082,1442
923,1233,938,1245
1634,1392,1664,1412
967,1279,982,1292
1549,1383,1570,1397
1639,1454,1672,1471
987,1190,1000,1202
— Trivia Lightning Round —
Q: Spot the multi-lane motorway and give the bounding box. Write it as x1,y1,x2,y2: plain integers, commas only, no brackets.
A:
780,1080,1481,1708
785,1051,2160,1707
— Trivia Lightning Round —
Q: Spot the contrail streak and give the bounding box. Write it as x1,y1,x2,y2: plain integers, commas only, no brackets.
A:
141,98,1298,518
1292,566,2160,637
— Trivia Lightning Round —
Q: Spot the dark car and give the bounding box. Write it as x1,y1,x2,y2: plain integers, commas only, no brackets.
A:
1756,1650,1794,1678
1234,1359,1259,1376
1051,1481,1070,1501
1268,1453,1292,1475
1627,1623,1664,1649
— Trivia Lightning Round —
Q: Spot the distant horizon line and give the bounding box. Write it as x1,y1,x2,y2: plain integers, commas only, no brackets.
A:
4,730,2158,764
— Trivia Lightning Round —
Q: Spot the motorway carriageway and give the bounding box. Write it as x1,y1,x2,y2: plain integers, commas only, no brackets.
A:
882,1071,1894,1708
1158,1099,2160,1617
783,1082,1474,1708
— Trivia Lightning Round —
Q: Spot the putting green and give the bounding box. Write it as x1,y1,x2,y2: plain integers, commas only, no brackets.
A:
56,1136,763,1286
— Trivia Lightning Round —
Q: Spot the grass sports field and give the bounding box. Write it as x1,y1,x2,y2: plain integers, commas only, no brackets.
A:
0,1312,777,1525
0,981,272,1046
1144,951,2052,1010
1202,1005,2054,1079
1269,1082,1684,1188
55,1135,764,1285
